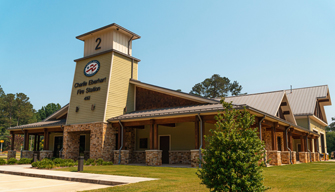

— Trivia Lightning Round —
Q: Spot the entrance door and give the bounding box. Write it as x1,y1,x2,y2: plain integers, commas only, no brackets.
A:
79,135,86,155
53,136,63,158
160,136,170,164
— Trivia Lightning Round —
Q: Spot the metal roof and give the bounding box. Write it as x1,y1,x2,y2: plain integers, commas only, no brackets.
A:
108,103,228,121
284,85,330,116
76,23,141,40
223,91,285,116
8,119,66,130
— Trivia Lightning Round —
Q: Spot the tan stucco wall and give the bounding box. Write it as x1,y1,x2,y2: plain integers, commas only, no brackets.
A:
310,118,327,153
135,122,217,151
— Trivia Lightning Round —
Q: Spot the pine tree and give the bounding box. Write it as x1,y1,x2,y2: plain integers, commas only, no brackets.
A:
197,99,266,192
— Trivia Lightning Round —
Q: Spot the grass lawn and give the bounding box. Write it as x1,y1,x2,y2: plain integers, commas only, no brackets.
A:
57,161,335,192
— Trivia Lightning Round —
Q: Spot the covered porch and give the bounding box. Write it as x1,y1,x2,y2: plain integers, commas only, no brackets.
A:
109,104,321,167
7,119,65,161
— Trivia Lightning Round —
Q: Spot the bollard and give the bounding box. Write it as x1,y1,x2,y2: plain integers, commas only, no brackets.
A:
78,156,84,172
33,153,38,162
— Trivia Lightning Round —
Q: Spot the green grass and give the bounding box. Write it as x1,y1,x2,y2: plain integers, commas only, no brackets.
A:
57,162,335,192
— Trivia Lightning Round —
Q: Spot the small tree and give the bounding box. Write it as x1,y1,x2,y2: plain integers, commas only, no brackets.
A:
197,99,266,192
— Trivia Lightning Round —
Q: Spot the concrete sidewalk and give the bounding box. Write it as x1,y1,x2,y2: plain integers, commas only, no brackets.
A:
0,165,157,186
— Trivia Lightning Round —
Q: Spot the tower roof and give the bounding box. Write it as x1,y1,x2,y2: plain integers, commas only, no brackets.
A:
76,23,141,41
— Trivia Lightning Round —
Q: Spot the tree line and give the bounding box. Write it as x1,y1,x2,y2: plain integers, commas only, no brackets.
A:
0,85,61,151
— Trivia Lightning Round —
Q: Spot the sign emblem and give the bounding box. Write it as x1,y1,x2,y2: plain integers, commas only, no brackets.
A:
84,60,100,77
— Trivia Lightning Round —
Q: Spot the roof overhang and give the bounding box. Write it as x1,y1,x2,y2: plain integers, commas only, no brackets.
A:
76,23,141,41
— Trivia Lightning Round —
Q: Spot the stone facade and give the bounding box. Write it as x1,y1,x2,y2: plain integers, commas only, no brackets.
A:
132,151,146,164
169,151,191,164
21,150,34,159
299,152,308,163
267,151,281,166
191,149,204,167
280,151,296,164
315,153,320,161
63,122,116,161
291,151,296,164
114,150,130,165
146,150,162,166
39,150,53,160
7,150,16,161
263,130,284,151
311,152,316,162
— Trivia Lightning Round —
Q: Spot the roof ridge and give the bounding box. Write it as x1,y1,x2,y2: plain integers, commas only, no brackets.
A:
224,84,328,99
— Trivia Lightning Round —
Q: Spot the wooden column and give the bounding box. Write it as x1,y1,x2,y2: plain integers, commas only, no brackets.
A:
283,130,288,151
202,120,205,149
154,124,158,149
149,123,154,149
37,135,40,151
24,130,29,150
288,131,293,150
11,132,15,150
195,118,199,149
300,136,305,152
43,128,48,150
271,123,278,150
34,135,37,151
309,138,313,152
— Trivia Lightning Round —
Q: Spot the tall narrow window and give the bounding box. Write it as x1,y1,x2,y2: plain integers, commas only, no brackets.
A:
277,136,282,151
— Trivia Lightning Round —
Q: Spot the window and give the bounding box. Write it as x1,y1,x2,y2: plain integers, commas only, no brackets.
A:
139,138,148,149
321,133,325,153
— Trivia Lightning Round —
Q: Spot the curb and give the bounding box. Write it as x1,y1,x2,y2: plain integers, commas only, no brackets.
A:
0,170,125,186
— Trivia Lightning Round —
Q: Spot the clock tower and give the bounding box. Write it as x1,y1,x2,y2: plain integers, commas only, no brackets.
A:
66,23,141,125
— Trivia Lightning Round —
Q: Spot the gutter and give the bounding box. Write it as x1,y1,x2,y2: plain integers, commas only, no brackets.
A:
197,113,203,168
285,126,293,164
118,120,124,165
258,116,267,167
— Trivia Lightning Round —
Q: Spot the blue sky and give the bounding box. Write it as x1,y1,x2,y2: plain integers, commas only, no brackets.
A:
0,1,335,122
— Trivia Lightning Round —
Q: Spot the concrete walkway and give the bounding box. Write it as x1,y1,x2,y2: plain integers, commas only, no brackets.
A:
0,165,157,186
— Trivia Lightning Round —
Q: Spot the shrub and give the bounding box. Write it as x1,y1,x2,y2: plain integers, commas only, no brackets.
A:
53,158,65,164
96,158,104,165
85,158,95,165
18,158,32,164
64,159,74,164
0,158,6,165
197,100,266,192
7,158,17,165
31,161,39,167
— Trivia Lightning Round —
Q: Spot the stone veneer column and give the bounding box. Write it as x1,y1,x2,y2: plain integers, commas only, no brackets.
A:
39,150,53,160
299,152,308,163
113,150,130,165
7,150,16,161
267,151,282,166
281,151,296,164
145,150,162,166
291,151,296,164
310,152,316,162
191,150,200,167
315,153,320,161
21,150,34,159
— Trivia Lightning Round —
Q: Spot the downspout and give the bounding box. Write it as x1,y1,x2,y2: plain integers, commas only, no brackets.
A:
118,120,124,165
285,126,293,164
128,36,134,55
197,113,203,168
259,116,267,167
307,116,312,162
